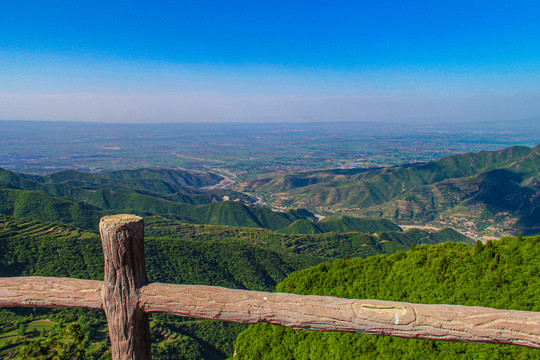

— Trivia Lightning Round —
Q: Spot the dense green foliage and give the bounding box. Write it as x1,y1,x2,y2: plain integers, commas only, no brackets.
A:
145,216,473,259
234,236,540,359
277,215,401,234
0,215,322,289
0,215,322,358
0,213,475,359
19,322,89,360
378,227,474,246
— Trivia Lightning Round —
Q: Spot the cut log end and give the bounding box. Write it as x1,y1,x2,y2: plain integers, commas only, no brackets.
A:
100,214,143,224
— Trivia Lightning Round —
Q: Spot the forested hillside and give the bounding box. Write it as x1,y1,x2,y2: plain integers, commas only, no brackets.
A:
0,165,502,359
0,211,474,359
0,214,321,359
241,144,540,236
234,235,540,359
144,216,473,258
277,215,401,234
0,168,410,233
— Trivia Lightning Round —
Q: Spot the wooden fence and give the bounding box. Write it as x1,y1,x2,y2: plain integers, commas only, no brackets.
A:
1,214,539,359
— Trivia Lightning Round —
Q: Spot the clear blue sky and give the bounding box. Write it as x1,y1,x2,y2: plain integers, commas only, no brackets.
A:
1,0,539,123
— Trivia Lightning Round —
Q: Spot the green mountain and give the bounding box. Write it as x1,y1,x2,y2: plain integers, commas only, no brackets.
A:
1,168,419,235
0,188,103,230
0,163,481,359
0,167,237,205
0,213,474,359
0,185,315,231
278,215,402,234
0,167,314,231
234,235,540,359
17,168,224,188
144,217,473,259
0,214,321,359
242,144,540,235
102,168,224,187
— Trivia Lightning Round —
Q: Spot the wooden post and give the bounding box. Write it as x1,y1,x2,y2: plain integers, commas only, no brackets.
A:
99,214,151,360
1,213,540,354
2,277,540,349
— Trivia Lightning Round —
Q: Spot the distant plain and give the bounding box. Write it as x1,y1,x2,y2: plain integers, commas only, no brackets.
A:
2,119,539,177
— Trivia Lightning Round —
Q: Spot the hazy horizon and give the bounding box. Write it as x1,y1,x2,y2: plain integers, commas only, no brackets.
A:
1,1,539,123
1,117,540,127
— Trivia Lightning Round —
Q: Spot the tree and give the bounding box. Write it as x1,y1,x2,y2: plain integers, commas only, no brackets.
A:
473,240,483,256
19,322,87,360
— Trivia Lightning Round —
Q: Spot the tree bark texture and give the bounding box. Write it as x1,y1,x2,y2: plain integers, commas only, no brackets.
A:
0,276,102,309
99,214,151,360
140,283,540,349
1,278,539,349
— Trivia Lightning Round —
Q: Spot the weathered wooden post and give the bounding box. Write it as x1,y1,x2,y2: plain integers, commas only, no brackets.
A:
1,213,540,356
99,214,151,360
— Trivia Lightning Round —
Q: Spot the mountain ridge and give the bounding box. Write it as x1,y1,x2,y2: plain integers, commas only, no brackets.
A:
241,144,540,236
0,168,420,235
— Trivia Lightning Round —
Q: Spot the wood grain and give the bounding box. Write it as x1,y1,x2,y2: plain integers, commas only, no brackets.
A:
2,278,539,349
140,283,540,349
0,276,102,309
2,212,540,357
100,214,151,360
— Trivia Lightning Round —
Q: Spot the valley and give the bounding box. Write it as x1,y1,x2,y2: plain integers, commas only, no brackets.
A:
3,1,540,357
240,144,540,238
0,162,477,358
0,121,539,359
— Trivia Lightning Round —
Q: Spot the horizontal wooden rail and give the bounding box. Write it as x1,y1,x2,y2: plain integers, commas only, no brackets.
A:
2,215,539,359
0,277,102,309
1,276,539,349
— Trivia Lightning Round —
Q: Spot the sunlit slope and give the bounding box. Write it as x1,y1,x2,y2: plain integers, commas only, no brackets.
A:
144,217,473,259
277,215,402,234
234,235,540,359
242,144,540,234
0,167,420,234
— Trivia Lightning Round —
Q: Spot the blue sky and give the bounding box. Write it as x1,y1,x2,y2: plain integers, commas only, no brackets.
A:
1,0,539,123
